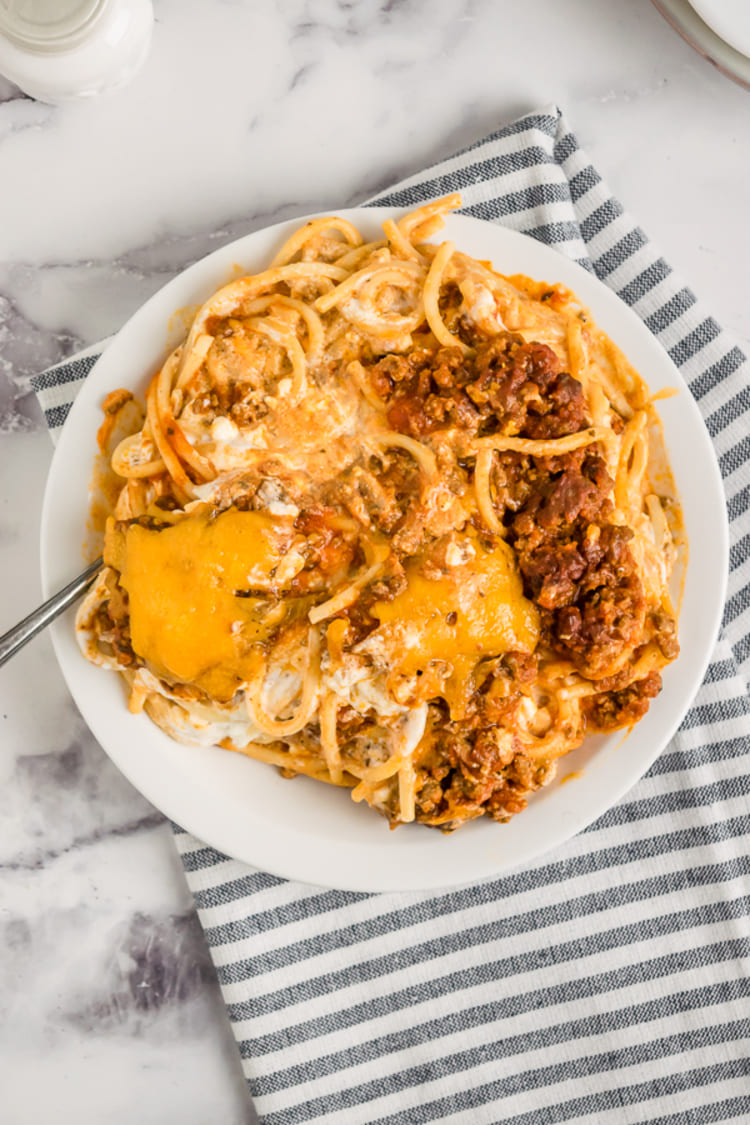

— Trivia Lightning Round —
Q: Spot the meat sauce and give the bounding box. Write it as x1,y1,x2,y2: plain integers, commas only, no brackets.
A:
98,326,676,830
362,333,676,827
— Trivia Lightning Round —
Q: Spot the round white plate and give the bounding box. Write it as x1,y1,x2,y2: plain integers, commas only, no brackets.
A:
41,209,728,892
653,0,750,88
688,0,750,59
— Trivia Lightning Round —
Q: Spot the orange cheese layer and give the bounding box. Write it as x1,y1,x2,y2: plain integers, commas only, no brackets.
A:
372,537,539,717
107,508,294,701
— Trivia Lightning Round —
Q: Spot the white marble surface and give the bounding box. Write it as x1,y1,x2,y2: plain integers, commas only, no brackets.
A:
0,1,748,1121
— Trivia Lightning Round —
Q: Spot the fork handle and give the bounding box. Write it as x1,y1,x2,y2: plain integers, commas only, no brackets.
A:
0,557,103,669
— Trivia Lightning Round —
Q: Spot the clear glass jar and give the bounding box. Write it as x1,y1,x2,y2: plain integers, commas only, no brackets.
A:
0,0,154,104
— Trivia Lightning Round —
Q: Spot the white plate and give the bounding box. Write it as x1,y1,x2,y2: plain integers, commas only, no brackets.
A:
688,0,750,59
653,0,750,89
41,209,728,892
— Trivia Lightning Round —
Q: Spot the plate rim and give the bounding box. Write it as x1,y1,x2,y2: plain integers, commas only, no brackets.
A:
40,206,729,892
652,0,750,89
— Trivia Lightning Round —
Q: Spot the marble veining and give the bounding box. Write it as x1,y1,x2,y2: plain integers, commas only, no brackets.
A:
1,1,748,1121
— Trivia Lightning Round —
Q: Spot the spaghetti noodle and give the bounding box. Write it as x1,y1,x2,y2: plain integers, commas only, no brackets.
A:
77,195,682,830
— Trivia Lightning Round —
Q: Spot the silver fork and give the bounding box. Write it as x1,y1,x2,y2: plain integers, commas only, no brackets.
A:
0,557,102,669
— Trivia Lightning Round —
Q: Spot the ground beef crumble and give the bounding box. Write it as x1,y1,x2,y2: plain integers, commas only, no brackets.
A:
369,334,588,441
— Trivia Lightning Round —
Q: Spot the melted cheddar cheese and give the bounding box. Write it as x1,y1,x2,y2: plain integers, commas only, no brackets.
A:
371,537,539,718
106,508,297,701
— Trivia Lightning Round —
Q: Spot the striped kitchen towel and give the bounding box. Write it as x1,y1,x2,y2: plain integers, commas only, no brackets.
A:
33,105,750,1123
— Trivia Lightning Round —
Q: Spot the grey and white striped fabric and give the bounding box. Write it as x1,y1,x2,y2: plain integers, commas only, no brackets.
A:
33,106,750,1123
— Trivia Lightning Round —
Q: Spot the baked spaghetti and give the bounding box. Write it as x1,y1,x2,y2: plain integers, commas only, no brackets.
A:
77,195,682,830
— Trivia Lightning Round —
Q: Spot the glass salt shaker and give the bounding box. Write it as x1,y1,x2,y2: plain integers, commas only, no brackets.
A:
0,0,154,104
